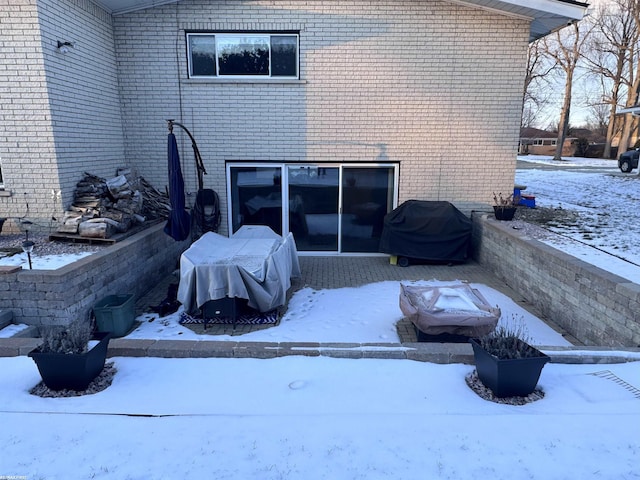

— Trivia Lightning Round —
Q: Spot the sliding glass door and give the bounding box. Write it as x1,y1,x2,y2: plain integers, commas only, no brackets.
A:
341,166,396,253
228,163,397,253
229,165,283,234
287,166,339,251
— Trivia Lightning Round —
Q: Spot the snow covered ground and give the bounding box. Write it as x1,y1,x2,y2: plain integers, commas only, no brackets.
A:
126,279,572,347
0,156,638,479
0,355,638,480
515,155,640,283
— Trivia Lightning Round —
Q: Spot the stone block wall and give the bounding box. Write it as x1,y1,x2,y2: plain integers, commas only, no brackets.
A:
0,223,188,328
473,213,640,348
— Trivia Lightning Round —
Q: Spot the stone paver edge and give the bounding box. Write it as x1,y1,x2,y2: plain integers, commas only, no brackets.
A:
1,338,639,364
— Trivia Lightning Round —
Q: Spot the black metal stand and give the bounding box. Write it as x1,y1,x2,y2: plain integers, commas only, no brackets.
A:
167,119,207,191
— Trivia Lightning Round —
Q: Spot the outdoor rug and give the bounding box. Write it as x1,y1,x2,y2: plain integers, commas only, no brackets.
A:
179,309,279,326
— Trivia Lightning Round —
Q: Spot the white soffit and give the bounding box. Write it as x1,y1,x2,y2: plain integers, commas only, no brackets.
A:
93,0,588,41
618,105,640,116
93,0,180,15
456,0,589,41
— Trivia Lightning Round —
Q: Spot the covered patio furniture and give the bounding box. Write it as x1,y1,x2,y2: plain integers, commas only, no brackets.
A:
177,225,300,324
399,283,500,341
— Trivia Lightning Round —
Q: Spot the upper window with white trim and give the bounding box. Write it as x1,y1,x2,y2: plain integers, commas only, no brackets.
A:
187,32,299,79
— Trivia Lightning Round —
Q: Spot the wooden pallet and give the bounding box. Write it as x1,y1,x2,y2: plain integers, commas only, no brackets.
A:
48,232,117,244
49,219,163,245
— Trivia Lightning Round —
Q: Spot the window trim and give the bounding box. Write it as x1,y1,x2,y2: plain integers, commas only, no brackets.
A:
186,32,300,80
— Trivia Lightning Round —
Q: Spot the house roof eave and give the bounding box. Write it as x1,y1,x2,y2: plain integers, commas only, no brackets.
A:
90,0,180,15
618,105,640,116
93,0,588,38
456,0,588,41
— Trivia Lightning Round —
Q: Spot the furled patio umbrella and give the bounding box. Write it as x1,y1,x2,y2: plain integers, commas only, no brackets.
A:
163,124,191,241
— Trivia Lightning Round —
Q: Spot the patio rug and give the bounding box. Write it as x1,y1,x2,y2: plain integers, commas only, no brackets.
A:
179,310,279,326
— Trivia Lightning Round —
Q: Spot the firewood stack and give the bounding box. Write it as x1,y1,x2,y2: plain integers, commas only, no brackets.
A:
58,169,171,239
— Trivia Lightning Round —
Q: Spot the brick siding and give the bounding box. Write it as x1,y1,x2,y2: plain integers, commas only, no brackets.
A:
1,0,529,234
113,0,530,234
0,0,125,232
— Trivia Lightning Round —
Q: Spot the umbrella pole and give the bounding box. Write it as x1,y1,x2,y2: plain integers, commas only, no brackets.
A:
167,119,206,191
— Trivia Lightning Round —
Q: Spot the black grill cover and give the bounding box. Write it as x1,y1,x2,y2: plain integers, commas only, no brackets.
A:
379,200,472,262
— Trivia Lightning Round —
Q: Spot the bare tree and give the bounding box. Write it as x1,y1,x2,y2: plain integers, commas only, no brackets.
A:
521,40,556,128
542,22,591,160
586,100,610,137
617,0,640,156
583,0,639,158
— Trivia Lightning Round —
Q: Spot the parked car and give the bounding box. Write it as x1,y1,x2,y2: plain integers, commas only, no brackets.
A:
618,148,639,173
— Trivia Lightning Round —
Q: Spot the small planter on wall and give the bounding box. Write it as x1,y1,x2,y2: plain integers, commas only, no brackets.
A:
493,206,517,221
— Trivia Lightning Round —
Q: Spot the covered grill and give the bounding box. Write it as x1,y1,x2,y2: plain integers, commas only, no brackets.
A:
379,200,472,266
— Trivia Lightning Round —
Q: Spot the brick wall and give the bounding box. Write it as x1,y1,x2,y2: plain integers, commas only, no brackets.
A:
0,0,126,231
473,213,640,348
114,0,530,234
0,223,188,327
0,0,55,231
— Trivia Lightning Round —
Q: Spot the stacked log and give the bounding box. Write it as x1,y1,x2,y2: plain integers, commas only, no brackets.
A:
57,170,171,239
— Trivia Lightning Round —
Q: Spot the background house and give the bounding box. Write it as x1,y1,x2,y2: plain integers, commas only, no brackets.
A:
518,126,579,156
0,0,587,253
519,126,613,158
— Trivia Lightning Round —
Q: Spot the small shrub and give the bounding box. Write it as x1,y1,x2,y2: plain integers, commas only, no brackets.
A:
493,192,520,207
477,320,539,360
39,321,92,354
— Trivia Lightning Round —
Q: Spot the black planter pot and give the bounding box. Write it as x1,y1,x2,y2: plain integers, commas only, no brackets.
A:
469,338,550,398
28,332,112,391
493,206,517,221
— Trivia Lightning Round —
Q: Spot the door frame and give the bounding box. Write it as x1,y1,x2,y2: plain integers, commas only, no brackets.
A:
226,162,399,254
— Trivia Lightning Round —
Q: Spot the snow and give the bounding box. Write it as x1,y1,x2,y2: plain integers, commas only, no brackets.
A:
127,280,572,347
516,155,640,283
0,251,94,270
0,156,638,479
0,356,638,479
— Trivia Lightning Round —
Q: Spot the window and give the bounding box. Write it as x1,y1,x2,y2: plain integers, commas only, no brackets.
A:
0,156,4,189
187,33,299,79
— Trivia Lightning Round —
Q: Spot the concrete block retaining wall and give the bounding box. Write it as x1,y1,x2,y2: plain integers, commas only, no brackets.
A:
0,223,189,328
472,213,640,348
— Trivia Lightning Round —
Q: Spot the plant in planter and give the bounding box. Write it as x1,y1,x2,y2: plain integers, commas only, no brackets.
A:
28,318,112,391
492,192,520,221
469,321,549,398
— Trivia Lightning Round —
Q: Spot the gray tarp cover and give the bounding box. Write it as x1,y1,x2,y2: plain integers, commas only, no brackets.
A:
399,283,500,336
177,226,301,313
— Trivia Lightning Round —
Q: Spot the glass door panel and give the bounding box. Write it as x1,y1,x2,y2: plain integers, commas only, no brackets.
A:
341,167,395,253
229,166,283,234
287,166,339,251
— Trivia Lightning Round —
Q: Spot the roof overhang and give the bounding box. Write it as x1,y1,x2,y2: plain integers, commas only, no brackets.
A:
456,0,589,41
93,0,588,42
618,105,640,116
91,0,179,15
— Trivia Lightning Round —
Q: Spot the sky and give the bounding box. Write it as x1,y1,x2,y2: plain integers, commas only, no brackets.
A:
0,155,638,479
